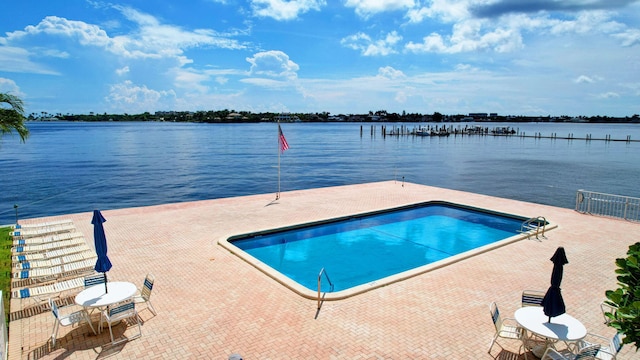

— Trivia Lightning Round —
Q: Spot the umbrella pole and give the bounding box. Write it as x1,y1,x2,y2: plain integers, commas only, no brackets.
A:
104,273,108,293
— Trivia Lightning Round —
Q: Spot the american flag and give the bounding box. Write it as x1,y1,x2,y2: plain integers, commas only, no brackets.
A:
278,124,289,152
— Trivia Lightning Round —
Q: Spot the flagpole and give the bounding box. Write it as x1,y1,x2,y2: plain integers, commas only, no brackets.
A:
277,120,281,200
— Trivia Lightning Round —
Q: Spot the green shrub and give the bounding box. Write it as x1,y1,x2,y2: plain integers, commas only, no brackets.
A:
605,241,640,350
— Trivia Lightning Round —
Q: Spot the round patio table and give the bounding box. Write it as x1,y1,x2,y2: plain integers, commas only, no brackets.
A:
75,281,137,308
515,306,587,357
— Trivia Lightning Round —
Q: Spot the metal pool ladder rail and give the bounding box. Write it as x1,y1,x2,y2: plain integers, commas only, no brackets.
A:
520,216,547,239
317,268,334,310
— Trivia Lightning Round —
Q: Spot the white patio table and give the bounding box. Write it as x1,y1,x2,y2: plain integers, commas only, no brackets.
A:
514,306,587,358
75,281,137,309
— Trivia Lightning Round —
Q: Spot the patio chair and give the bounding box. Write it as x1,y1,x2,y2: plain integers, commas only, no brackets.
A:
522,290,545,307
540,342,601,359
575,332,623,360
488,302,523,356
84,273,106,288
99,300,142,345
133,273,157,315
600,302,617,325
49,297,96,346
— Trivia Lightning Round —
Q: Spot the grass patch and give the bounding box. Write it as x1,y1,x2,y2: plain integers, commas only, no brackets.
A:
0,226,11,324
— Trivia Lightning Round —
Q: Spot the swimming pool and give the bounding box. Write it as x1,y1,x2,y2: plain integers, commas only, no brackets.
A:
224,201,537,299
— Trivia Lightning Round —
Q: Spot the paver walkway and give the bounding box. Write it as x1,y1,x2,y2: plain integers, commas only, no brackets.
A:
8,181,638,359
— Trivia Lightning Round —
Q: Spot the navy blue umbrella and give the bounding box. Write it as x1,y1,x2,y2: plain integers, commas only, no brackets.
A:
92,210,112,293
541,247,569,322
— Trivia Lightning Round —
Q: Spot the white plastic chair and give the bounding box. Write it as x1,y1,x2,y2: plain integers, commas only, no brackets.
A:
521,290,545,307
49,298,95,346
576,332,623,360
541,343,601,359
488,302,523,356
133,273,157,315
600,302,617,325
99,300,142,345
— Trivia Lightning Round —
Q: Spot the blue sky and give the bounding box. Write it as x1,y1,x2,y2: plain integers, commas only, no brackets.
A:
1,0,639,117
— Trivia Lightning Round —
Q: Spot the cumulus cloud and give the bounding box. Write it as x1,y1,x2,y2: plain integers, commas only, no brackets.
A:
406,0,471,23
470,0,640,18
116,66,130,76
0,78,24,96
106,80,176,111
341,31,402,56
251,0,326,21
246,51,299,79
345,0,415,18
405,21,522,53
5,8,246,62
377,66,406,79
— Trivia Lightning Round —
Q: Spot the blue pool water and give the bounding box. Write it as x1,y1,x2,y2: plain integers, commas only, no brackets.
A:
230,202,526,293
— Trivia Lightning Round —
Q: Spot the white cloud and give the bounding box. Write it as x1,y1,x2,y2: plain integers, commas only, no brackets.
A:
575,75,594,83
0,46,60,75
116,66,130,76
406,0,471,23
613,28,640,46
345,0,415,18
0,78,24,97
341,31,402,56
597,91,620,99
377,66,405,79
246,51,299,79
251,0,326,21
5,9,246,63
40,49,69,58
405,20,522,53
105,80,176,112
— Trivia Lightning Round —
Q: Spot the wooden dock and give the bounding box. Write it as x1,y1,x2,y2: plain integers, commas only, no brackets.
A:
361,125,638,142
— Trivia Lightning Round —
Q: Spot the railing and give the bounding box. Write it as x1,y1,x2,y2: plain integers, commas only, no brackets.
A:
520,216,547,239
575,190,640,222
0,291,7,360
317,268,334,310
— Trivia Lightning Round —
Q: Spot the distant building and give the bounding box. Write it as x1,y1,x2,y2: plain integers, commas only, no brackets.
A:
274,113,300,122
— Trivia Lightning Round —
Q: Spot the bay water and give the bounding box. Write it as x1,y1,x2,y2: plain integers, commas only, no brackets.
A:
1,121,639,225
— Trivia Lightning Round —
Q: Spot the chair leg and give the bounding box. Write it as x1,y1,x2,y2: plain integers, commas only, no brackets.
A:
51,321,59,346
146,300,157,315
108,320,116,344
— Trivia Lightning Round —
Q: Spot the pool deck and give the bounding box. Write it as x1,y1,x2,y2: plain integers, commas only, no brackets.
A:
8,181,638,359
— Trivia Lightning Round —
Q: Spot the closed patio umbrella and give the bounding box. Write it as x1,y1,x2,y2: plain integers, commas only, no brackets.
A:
92,210,112,293
541,247,569,322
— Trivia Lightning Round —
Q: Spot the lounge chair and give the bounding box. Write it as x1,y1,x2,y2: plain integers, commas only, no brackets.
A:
12,277,85,301
12,231,85,246
12,237,87,254
12,244,92,263
10,223,77,238
13,219,73,230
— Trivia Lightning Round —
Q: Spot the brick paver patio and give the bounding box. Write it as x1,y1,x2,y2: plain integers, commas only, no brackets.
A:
8,181,638,359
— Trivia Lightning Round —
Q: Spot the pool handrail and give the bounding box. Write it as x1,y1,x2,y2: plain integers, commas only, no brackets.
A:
317,268,334,310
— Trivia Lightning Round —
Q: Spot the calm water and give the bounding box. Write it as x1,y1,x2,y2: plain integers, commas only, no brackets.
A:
232,203,523,291
1,121,639,225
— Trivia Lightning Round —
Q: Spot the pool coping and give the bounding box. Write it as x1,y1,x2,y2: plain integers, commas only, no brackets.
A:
218,200,557,301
